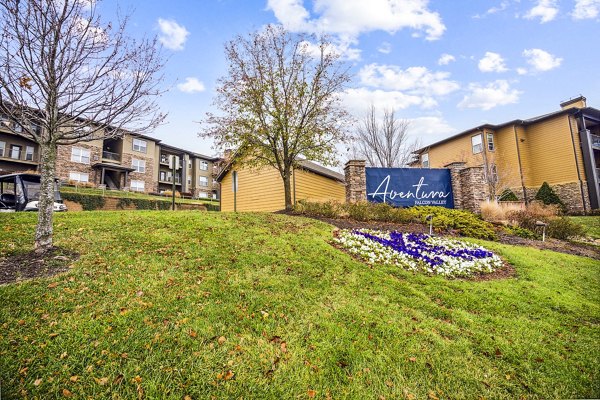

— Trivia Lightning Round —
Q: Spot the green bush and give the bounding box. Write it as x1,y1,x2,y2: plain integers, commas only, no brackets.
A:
547,217,585,240
61,192,106,211
504,225,539,240
499,188,519,201
293,201,496,240
535,182,566,212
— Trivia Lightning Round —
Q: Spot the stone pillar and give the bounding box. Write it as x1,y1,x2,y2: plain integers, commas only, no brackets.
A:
344,160,366,203
459,166,489,213
445,162,466,210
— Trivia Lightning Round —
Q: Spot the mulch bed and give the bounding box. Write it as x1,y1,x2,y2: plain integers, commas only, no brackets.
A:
290,212,600,261
0,248,79,285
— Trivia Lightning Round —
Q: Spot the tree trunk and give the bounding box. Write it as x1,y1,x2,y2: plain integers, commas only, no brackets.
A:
35,142,58,253
283,168,293,211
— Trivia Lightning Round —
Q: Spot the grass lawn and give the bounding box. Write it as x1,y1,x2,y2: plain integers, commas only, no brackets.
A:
0,211,598,399
60,185,219,206
569,216,600,239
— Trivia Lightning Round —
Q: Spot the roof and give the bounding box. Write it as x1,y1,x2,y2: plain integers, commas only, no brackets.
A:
216,157,344,183
412,105,600,155
158,143,219,161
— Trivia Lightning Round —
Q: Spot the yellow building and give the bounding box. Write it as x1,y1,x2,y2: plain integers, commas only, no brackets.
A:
410,96,600,212
217,159,345,212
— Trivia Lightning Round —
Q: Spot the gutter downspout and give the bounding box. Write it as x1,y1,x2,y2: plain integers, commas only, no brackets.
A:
568,114,587,213
513,124,528,203
292,166,297,206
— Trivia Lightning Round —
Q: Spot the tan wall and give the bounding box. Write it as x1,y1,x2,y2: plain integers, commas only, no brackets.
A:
0,131,39,173
520,115,580,186
426,131,484,168
220,163,345,212
294,168,345,203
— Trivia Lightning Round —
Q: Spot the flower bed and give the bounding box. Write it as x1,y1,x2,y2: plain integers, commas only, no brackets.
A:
334,229,503,278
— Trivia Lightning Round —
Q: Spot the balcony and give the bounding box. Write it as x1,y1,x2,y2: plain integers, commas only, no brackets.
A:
591,133,600,150
102,150,121,163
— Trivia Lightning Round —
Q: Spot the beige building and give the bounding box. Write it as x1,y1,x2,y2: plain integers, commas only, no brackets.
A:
0,116,219,198
217,159,346,212
409,96,600,212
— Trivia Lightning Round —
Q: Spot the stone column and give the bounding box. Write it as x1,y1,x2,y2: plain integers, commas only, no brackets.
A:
459,166,489,213
445,162,466,210
344,160,366,203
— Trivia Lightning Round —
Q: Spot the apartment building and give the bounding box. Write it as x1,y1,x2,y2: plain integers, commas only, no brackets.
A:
410,96,600,212
0,116,219,198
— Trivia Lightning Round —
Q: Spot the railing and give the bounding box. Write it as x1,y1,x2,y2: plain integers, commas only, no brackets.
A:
159,176,182,184
591,133,600,149
102,150,121,162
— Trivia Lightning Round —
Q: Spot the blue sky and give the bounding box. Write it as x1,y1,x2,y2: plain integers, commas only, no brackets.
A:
100,0,600,160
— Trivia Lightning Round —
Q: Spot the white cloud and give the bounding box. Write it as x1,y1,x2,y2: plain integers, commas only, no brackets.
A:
267,0,446,41
342,88,436,115
157,18,189,51
300,39,361,61
177,77,205,93
516,67,528,75
571,0,600,19
378,42,392,54
438,53,455,65
522,48,562,72
358,63,460,97
408,116,455,141
524,0,559,23
458,80,521,110
473,1,510,18
478,52,508,73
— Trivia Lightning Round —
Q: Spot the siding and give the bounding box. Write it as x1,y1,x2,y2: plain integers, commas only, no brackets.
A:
220,162,345,212
294,168,345,203
521,115,580,186
427,131,486,168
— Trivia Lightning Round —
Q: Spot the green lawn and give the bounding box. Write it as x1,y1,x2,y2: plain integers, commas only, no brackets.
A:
60,185,219,206
569,216,600,239
0,212,598,399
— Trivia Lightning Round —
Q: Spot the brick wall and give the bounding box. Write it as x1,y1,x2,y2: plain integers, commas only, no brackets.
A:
122,153,155,193
344,160,366,203
56,143,100,184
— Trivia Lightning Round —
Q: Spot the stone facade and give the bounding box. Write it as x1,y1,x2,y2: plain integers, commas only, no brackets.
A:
344,160,366,203
446,162,466,210
520,181,591,214
121,152,155,193
56,143,102,184
458,166,489,214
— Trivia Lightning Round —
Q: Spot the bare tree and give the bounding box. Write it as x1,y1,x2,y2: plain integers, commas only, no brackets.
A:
0,0,165,251
202,25,352,211
354,105,420,167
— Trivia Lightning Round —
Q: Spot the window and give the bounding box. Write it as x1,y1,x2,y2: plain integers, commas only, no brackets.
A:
132,138,147,153
188,160,192,169
69,172,89,183
0,141,5,157
421,153,429,168
200,161,209,171
31,123,42,135
471,134,483,154
132,158,146,173
198,192,208,198
160,153,169,164
160,171,166,181
10,145,22,160
487,132,495,151
71,147,90,164
199,176,208,187
130,180,145,192
187,178,192,185
25,146,34,161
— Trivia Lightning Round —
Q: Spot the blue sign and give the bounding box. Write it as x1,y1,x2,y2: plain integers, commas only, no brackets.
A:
366,168,454,208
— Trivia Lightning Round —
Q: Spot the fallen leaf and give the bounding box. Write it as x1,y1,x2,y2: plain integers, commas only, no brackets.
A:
62,389,73,397
94,377,109,385
60,352,68,359
385,380,394,388
428,390,439,400
409,357,416,362
506,374,511,380
280,342,287,353
33,378,42,386
217,336,226,345
47,282,59,288
18,319,25,326
224,370,234,380
307,389,316,398
184,396,192,400
113,374,124,385
189,330,198,338
132,375,142,384
49,332,59,338
19,367,28,375
495,348,502,358
70,375,79,382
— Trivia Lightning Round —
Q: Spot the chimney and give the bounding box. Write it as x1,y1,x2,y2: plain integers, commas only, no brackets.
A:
560,95,586,110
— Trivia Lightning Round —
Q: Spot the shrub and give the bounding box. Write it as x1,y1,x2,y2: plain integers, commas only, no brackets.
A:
535,182,565,212
498,188,519,201
345,201,371,221
404,206,497,240
481,200,525,223
162,190,181,198
504,225,539,240
61,192,105,211
369,202,394,221
294,200,341,218
547,217,585,240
